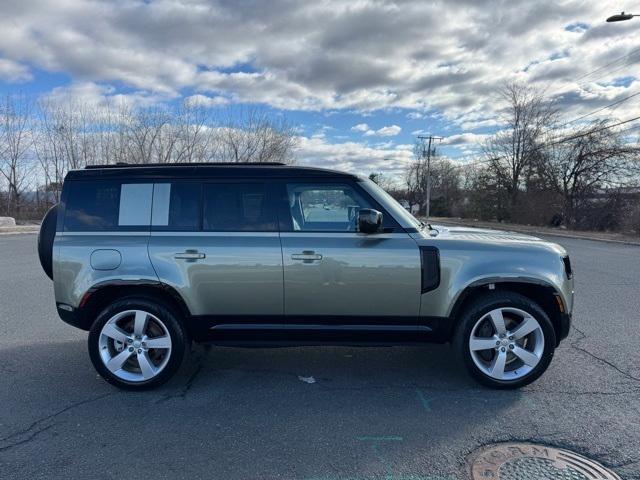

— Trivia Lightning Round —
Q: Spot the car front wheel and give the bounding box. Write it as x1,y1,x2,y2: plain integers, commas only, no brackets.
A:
455,291,556,389
88,297,188,390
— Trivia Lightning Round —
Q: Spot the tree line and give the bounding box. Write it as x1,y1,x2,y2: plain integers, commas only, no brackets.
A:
0,95,297,219
387,83,640,234
3,83,640,234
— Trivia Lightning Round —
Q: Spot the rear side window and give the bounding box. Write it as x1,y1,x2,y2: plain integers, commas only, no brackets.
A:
203,183,275,231
151,182,201,231
64,181,152,231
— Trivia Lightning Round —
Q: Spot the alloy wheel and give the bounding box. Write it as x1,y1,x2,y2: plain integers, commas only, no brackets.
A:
98,310,172,382
468,307,545,381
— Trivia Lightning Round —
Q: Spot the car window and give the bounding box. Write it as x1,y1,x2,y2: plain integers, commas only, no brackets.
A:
64,181,152,231
151,182,201,231
203,183,276,231
286,183,372,231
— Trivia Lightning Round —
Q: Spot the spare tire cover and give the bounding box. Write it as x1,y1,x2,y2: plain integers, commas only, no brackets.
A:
38,204,58,280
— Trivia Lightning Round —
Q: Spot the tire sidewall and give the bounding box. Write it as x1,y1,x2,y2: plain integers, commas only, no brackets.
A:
38,204,58,280
88,297,187,390
457,292,556,389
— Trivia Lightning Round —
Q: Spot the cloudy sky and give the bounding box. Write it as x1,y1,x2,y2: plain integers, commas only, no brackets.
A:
1,0,639,176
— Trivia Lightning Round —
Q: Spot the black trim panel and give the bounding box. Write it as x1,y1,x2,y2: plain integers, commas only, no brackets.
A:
211,323,432,332
56,304,86,330
66,165,358,181
559,312,572,342
420,246,441,293
186,315,450,344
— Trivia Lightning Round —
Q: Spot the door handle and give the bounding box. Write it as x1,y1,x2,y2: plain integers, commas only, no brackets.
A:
291,251,323,261
174,251,206,260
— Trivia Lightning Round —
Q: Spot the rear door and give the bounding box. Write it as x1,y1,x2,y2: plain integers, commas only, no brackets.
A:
277,179,422,326
147,179,283,324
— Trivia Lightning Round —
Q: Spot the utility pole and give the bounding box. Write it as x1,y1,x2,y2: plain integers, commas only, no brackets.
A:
417,135,442,221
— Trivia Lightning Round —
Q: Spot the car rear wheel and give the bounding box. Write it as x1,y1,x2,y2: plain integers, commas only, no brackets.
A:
455,291,556,389
88,297,188,390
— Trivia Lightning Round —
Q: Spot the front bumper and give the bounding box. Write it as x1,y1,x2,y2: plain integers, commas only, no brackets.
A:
558,312,572,343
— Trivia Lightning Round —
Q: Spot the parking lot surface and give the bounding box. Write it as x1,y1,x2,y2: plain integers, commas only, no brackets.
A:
1,233,639,479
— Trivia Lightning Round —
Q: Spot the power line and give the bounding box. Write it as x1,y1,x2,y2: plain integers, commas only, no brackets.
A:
578,60,640,89
575,46,640,82
548,114,640,146
562,90,640,126
544,45,640,99
438,50,640,174
448,114,640,172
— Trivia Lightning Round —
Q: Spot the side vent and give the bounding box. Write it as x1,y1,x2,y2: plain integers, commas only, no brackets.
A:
420,246,441,293
562,256,573,279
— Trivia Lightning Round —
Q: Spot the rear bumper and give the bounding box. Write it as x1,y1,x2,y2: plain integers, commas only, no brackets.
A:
56,303,90,331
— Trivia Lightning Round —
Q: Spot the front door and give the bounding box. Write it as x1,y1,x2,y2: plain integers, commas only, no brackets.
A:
278,180,421,326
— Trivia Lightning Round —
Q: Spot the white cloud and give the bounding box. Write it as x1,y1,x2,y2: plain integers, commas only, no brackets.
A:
441,133,489,147
43,82,169,111
354,124,402,137
0,58,31,83
184,94,229,107
373,125,402,136
0,1,639,132
295,135,414,177
351,123,370,132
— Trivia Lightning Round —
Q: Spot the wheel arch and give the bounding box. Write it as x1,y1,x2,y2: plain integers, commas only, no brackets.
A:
75,280,192,332
447,278,567,346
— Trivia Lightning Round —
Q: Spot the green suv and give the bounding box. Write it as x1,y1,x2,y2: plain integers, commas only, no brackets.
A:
38,163,573,390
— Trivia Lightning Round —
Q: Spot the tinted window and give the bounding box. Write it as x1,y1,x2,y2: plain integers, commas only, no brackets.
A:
286,183,372,231
203,183,275,231
152,182,201,231
64,181,152,231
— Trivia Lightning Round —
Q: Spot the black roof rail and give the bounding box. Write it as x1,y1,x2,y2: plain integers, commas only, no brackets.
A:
84,162,287,169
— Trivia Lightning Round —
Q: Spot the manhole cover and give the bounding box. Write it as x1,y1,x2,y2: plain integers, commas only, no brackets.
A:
469,443,620,479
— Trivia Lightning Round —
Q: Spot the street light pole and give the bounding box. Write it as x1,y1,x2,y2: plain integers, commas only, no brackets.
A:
417,135,442,222
606,11,639,22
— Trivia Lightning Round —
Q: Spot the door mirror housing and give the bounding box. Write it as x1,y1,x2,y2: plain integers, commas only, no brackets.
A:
357,208,383,234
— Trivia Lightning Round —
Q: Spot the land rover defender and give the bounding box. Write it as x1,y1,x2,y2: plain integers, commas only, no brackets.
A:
38,163,573,390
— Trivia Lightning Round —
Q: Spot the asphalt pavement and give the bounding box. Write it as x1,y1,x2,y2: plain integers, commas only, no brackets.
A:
0,233,639,479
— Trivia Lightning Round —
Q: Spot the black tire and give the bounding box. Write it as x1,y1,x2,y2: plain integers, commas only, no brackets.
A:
38,204,58,280
454,291,556,389
88,297,189,390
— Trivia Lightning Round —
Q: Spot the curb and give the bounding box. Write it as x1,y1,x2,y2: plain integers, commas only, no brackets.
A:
433,220,640,247
0,227,39,236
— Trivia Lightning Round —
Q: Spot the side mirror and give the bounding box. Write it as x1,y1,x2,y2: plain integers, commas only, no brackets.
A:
358,208,383,234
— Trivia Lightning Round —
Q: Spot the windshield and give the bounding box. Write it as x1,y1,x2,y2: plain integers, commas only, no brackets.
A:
359,178,423,230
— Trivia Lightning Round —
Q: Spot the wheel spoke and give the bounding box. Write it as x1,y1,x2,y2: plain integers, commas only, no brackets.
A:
145,335,171,349
102,323,130,343
133,311,148,337
489,350,507,379
512,346,540,367
511,316,540,340
488,309,507,335
137,352,157,380
106,349,133,373
470,337,498,352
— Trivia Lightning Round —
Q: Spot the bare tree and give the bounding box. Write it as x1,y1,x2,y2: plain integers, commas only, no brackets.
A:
428,158,462,216
217,108,297,163
483,82,558,219
543,120,639,227
0,94,34,216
